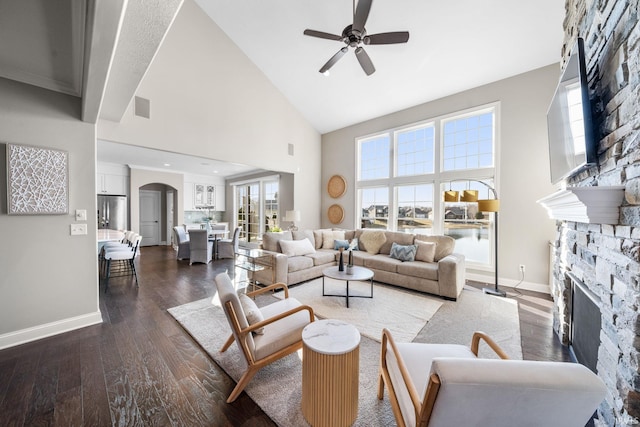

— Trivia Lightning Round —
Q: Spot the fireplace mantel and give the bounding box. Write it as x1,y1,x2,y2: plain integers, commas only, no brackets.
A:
537,186,625,224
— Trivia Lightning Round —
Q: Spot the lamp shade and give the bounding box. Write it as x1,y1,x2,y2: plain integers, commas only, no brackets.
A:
285,210,301,222
443,190,459,202
460,190,479,202
477,199,500,212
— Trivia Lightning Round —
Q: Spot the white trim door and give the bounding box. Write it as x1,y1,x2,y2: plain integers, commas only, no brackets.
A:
140,190,161,246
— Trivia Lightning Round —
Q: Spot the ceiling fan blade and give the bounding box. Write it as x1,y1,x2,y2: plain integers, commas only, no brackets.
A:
319,47,349,73
303,29,343,41
364,31,410,45
355,46,375,76
352,0,372,34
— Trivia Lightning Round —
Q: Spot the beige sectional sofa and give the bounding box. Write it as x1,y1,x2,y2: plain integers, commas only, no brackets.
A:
252,228,465,300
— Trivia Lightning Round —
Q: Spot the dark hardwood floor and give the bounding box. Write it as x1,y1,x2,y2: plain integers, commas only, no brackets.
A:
0,246,570,426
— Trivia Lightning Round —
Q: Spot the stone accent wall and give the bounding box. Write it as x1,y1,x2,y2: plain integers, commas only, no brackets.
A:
550,0,640,425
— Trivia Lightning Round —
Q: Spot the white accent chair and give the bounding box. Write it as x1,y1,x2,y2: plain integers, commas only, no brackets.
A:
378,328,607,427
173,226,190,260
189,229,213,265
214,272,315,403
217,227,240,259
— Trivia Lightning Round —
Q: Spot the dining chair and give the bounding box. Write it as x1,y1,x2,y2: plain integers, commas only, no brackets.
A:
173,226,191,260
217,227,240,259
103,234,143,292
189,229,213,264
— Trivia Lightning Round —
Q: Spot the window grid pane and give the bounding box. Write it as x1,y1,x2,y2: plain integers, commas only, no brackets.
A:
360,135,390,180
443,112,494,171
360,187,388,229
396,126,434,177
264,181,279,231
397,184,433,234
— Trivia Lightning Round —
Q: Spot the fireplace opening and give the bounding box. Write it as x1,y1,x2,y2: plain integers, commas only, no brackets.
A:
569,273,601,374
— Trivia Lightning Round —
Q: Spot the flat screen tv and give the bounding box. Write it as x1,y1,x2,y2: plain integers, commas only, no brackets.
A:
547,37,597,184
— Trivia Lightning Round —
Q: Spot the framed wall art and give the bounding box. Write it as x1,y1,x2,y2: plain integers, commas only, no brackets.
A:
6,143,69,215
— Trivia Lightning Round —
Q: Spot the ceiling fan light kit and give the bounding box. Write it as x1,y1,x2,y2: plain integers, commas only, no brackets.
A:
303,0,409,76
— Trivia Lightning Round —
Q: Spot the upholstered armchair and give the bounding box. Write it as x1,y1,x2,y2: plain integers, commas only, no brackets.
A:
378,328,607,427
214,272,315,403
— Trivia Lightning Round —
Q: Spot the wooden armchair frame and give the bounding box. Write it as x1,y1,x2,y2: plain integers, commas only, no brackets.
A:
378,328,509,427
218,280,315,403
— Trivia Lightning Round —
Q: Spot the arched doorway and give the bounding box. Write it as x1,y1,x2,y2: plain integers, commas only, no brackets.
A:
139,182,178,246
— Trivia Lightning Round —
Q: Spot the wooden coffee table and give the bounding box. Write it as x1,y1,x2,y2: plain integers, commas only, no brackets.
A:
322,265,374,308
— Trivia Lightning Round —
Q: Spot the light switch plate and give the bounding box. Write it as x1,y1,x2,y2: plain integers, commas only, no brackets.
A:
70,224,88,235
75,209,87,221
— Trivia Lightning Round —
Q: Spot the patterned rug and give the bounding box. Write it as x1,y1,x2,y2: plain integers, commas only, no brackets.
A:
167,285,522,426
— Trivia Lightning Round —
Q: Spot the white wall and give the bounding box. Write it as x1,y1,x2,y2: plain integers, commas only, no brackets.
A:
322,64,561,290
0,78,101,349
98,0,323,229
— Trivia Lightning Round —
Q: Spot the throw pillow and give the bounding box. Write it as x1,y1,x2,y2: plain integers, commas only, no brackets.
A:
262,231,293,253
334,239,350,250
389,242,418,262
415,240,437,263
313,228,332,249
348,238,359,251
413,234,455,261
239,293,265,334
292,229,315,247
279,238,316,257
322,229,346,249
359,230,387,254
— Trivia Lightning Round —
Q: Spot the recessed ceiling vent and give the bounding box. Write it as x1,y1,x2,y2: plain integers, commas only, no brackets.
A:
134,96,150,119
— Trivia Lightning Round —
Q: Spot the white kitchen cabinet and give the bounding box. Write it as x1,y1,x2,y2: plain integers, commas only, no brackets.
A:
184,182,195,210
97,163,129,195
215,184,225,211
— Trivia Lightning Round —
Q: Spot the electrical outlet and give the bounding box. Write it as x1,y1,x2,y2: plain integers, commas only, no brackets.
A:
70,224,87,235
519,264,526,273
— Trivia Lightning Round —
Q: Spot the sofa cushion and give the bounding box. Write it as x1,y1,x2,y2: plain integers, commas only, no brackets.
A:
279,238,316,257
322,229,346,249
389,242,418,262
306,250,336,266
313,229,332,249
239,293,265,334
293,229,315,246
415,240,436,263
414,235,455,261
380,231,415,255
262,231,293,252
397,261,439,281
350,250,376,266
358,230,387,254
364,255,403,273
287,256,314,273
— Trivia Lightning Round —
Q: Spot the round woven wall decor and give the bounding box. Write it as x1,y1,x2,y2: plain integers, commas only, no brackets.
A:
327,175,347,198
327,204,345,224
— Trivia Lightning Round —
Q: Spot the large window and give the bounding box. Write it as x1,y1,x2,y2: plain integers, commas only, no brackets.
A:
357,104,498,268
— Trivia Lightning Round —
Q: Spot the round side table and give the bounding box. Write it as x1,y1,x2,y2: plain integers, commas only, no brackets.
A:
301,319,361,427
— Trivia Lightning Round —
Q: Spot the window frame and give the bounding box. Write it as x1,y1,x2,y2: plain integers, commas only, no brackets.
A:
355,102,500,270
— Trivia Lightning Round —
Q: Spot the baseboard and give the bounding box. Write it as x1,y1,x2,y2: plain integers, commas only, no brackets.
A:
0,311,103,350
466,272,550,294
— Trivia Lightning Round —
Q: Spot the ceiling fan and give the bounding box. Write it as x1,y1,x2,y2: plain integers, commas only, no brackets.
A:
303,0,409,76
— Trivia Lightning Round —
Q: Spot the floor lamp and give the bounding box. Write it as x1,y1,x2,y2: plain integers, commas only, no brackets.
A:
445,181,505,297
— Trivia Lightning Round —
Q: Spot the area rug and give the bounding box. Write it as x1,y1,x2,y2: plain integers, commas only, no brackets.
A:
273,277,443,343
167,286,522,426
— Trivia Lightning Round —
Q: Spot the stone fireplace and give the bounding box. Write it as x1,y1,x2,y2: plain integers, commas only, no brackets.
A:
545,0,640,425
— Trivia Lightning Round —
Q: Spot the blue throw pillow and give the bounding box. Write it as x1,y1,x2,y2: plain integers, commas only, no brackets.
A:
389,242,417,262
334,239,350,250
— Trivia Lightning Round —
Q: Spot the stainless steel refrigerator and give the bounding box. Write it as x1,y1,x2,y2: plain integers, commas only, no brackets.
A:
97,195,128,230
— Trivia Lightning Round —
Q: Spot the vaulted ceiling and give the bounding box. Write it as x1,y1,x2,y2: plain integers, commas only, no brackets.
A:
0,0,565,174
